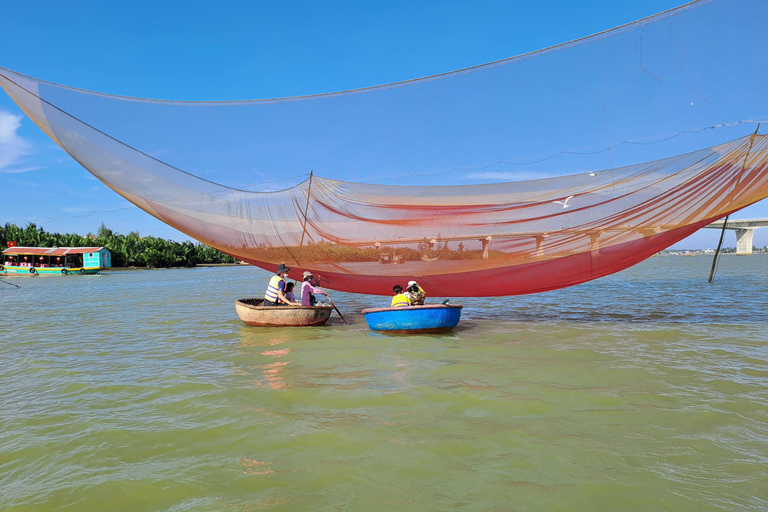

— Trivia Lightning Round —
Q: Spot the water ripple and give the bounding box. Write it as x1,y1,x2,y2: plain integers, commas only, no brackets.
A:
1,256,767,510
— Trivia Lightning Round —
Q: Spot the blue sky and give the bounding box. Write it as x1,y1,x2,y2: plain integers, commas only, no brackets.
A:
1,0,766,248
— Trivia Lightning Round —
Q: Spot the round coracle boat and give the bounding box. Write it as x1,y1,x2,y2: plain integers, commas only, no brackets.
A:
235,298,333,327
362,304,463,333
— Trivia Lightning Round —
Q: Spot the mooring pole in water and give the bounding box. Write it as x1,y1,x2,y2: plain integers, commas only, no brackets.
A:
709,124,762,283
708,217,729,283
0,279,20,288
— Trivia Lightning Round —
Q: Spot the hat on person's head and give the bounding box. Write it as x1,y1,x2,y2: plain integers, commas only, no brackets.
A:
302,271,313,279
276,263,290,274
408,280,417,287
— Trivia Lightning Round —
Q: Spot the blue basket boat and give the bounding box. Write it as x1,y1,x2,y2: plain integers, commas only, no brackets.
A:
362,304,463,333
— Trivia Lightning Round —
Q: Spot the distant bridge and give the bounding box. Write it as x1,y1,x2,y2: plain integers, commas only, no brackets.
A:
361,218,768,260
704,219,768,255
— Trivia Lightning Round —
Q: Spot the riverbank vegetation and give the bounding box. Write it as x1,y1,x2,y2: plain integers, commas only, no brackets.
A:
246,238,495,264
0,222,237,268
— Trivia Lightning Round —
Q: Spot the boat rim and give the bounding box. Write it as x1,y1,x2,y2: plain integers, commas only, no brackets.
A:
235,298,334,311
362,304,463,314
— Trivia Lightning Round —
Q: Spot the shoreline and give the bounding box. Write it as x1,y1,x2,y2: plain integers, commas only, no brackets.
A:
106,263,246,271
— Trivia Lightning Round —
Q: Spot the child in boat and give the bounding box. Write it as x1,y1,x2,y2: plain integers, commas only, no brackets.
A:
406,280,425,305
391,285,411,308
284,282,296,303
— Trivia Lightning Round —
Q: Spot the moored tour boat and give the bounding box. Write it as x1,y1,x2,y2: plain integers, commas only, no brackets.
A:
1,246,112,276
234,298,333,327
362,304,463,333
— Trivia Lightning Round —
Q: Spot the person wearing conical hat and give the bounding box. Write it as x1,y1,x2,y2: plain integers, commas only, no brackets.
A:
301,271,328,306
264,263,299,306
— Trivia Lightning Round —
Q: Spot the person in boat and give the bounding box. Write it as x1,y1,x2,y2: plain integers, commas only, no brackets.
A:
301,271,328,306
284,282,296,303
264,264,298,306
391,284,412,308
406,280,426,305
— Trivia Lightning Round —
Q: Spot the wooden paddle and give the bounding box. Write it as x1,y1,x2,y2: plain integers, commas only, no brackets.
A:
325,293,348,324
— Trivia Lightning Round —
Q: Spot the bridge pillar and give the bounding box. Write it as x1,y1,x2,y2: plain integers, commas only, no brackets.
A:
735,229,755,255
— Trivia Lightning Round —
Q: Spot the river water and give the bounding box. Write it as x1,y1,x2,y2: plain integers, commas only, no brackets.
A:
1,255,767,511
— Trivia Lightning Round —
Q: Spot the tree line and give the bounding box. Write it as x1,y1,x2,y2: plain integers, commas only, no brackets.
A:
0,222,237,268
244,238,494,264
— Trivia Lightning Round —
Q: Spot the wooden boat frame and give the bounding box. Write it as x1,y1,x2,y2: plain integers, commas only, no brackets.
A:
234,298,334,327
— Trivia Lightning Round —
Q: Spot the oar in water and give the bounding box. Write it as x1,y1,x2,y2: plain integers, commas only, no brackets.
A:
1,279,20,288
325,294,348,324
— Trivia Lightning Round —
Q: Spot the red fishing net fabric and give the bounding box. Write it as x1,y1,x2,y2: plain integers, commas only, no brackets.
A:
2,0,768,295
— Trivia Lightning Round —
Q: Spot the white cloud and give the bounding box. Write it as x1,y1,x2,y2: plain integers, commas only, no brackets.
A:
2,165,43,174
465,171,550,182
0,110,31,171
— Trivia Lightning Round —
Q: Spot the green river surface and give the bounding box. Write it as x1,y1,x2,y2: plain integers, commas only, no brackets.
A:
1,255,767,511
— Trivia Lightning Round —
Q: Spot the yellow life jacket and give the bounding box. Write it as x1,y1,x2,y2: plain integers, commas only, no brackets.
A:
391,293,411,308
265,275,285,302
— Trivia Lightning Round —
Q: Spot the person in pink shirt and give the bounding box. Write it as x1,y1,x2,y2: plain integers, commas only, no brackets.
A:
301,271,328,306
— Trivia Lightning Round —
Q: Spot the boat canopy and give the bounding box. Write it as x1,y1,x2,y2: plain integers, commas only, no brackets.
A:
2,247,107,256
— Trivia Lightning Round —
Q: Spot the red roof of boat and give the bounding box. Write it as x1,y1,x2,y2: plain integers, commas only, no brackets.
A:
2,246,107,256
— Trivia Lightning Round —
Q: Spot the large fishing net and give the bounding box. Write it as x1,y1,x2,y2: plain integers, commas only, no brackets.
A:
2,0,767,296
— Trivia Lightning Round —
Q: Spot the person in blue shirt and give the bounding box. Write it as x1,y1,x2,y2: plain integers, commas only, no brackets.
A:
264,264,299,306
